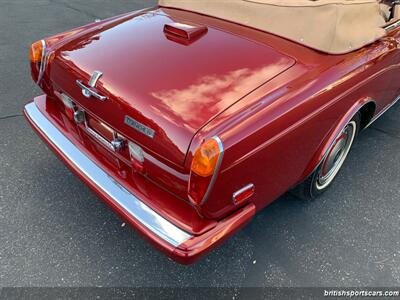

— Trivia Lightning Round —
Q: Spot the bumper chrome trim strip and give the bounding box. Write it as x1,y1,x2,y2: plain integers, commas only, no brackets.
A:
24,102,192,247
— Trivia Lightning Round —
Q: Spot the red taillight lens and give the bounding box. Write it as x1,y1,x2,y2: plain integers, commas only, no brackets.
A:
188,137,223,206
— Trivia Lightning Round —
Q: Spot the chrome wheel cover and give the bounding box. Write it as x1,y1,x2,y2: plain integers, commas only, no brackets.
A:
316,121,357,190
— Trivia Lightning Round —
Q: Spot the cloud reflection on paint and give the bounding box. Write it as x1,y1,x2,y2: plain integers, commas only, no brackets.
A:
151,60,290,130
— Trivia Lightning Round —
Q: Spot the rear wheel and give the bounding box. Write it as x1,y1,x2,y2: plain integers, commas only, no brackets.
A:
293,112,361,200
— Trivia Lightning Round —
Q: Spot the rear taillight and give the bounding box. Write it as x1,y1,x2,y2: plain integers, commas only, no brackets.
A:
188,137,224,206
30,40,46,83
30,31,80,84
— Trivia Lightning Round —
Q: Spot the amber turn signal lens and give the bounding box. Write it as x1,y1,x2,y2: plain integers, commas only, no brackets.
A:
30,40,44,63
191,139,221,177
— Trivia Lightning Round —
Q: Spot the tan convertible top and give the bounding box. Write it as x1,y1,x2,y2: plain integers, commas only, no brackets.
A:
159,0,388,54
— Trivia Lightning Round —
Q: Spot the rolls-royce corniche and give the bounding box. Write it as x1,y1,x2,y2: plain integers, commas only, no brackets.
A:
24,0,400,264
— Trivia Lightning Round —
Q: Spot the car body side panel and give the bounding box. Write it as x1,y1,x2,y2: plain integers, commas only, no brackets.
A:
194,27,400,218
381,27,400,101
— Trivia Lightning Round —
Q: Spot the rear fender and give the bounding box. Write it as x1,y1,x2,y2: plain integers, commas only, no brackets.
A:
300,97,375,181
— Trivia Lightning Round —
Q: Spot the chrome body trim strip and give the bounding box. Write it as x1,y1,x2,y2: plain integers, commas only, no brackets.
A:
24,102,192,247
36,40,47,84
366,95,400,128
385,19,400,31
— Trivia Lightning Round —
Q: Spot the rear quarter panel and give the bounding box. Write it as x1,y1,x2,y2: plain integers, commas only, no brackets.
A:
195,36,399,219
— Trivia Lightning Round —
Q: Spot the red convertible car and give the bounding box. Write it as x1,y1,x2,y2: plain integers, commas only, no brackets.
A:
24,0,400,264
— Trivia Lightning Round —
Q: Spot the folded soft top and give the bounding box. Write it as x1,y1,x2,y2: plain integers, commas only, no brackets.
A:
159,0,387,54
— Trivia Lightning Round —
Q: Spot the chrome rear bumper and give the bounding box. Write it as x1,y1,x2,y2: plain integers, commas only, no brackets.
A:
24,102,192,247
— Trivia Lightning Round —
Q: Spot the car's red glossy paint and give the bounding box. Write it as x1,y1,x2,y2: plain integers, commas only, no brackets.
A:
49,11,294,165
25,6,400,263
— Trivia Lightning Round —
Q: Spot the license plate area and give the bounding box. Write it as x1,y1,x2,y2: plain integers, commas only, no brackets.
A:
82,114,125,153
86,115,115,143
56,91,132,163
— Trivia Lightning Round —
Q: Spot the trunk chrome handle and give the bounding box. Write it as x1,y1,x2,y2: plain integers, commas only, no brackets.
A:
76,80,107,101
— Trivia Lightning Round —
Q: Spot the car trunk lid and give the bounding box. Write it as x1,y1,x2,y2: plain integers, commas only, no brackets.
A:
49,9,295,166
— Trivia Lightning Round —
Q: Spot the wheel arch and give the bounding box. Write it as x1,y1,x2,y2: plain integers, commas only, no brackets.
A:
359,101,376,130
299,97,376,182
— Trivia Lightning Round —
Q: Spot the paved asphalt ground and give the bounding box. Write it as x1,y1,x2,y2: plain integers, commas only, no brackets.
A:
0,0,400,289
